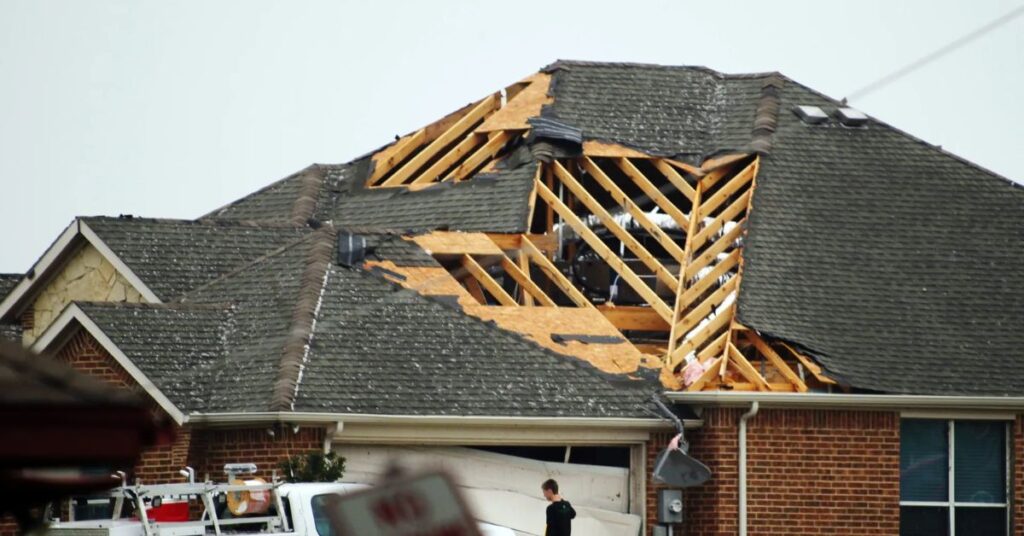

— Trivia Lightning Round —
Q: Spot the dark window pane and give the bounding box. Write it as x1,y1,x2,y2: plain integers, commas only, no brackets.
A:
954,421,1006,504
954,507,1006,535
901,419,948,501
901,506,949,536
311,494,335,536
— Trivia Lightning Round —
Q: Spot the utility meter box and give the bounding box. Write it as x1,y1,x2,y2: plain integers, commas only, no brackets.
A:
657,489,684,524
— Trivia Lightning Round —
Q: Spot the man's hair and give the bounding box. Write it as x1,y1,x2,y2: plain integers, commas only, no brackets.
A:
541,479,559,494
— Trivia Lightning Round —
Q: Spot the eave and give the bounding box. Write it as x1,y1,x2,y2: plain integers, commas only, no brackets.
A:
0,219,161,322
666,390,1024,412
29,302,186,425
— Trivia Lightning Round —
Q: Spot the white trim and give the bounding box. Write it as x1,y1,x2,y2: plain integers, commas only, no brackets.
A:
900,501,1007,508
333,421,653,445
188,411,697,430
899,418,1011,535
0,219,161,322
901,410,1016,421
79,222,161,303
30,303,186,425
0,221,79,321
668,391,1024,411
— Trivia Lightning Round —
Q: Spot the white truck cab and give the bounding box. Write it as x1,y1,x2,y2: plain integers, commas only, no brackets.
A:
277,482,515,536
45,480,516,536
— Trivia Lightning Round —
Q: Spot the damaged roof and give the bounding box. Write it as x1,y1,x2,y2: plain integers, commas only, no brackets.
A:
18,59,1024,415
70,231,657,417
736,81,1024,396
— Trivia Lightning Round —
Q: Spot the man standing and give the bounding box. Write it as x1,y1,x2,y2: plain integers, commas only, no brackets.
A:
541,479,576,536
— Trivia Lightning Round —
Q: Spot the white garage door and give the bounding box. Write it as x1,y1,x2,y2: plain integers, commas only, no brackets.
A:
334,445,642,536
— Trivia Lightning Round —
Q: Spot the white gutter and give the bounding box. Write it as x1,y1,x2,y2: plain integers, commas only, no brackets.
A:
738,402,758,536
665,391,1024,411
188,411,702,429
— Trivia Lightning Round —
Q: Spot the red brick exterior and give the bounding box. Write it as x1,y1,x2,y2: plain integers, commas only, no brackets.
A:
1015,416,1023,535
189,426,327,482
0,330,328,535
51,330,327,482
55,330,135,389
647,408,902,536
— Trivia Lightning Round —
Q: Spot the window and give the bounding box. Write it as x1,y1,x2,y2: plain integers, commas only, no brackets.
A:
311,494,335,536
900,419,1009,536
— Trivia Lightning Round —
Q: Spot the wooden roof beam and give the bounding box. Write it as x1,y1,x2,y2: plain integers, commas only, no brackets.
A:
521,235,592,308
579,157,686,264
615,158,690,230
535,180,674,323
380,93,501,187
551,161,678,290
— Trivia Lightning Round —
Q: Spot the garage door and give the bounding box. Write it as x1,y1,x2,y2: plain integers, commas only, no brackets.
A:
334,445,642,536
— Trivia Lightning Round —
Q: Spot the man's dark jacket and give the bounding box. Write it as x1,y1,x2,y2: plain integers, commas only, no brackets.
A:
546,499,576,536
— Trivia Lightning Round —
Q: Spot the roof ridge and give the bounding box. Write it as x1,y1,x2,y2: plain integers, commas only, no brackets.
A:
82,215,309,230
177,230,317,302
199,164,318,221
270,226,336,411
748,74,785,154
542,59,781,80
288,165,326,226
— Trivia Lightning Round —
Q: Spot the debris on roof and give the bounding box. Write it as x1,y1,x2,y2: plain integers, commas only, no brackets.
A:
17,59,1024,415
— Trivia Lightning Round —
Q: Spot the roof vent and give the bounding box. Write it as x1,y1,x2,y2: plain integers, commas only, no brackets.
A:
836,107,869,127
337,232,368,268
793,105,828,125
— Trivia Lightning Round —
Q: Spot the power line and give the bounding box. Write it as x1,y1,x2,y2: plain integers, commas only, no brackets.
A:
847,4,1024,101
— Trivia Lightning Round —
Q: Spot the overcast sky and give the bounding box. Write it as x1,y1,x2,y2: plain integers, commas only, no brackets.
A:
1,0,1022,272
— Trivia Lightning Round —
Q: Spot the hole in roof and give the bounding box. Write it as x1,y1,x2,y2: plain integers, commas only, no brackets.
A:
793,105,828,125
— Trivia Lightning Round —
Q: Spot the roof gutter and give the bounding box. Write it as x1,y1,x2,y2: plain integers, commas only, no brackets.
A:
188,411,701,430
666,391,1024,411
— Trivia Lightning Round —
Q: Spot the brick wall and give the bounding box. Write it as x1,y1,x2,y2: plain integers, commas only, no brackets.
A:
189,426,327,482
646,408,901,536
1015,416,1023,535
55,329,134,389
745,409,899,535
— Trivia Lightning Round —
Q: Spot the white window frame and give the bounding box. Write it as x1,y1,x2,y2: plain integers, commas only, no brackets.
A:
899,418,1011,535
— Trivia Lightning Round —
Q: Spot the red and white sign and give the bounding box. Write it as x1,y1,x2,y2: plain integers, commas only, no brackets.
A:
324,472,482,536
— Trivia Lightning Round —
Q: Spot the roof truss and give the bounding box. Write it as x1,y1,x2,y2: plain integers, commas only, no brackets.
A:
357,75,833,391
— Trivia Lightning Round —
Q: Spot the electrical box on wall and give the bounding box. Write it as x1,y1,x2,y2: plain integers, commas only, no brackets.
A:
657,489,684,524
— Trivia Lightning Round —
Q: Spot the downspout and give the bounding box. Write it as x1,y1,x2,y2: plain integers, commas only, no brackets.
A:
738,402,759,536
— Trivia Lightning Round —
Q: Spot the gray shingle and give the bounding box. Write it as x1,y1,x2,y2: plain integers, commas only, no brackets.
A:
83,217,309,300
179,233,322,412
544,61,767,159
0,274,21,302
737,81,1024,396
76,302,232,411
295,265,656,417
325,162,537,233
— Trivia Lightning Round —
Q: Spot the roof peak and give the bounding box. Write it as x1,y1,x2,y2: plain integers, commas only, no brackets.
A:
542,59,783,80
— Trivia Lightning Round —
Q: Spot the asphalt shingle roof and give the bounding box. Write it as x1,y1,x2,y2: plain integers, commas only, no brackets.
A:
544,60,768,159
296,264,655,417
323,161,537,233
0,274,21,302
84,217,309,300
31,60,1024,408
75,302,231,410
736,81,1024,396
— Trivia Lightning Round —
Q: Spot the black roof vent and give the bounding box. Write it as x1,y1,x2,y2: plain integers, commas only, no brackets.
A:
836,107,869,127
793,105,828,125
336,232,368,268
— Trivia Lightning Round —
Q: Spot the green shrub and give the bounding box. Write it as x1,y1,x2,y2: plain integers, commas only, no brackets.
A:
278,451,346,483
